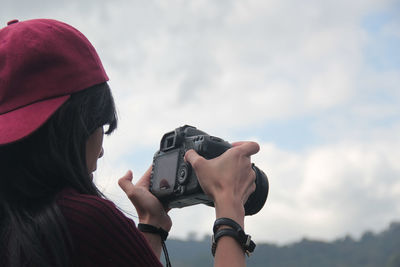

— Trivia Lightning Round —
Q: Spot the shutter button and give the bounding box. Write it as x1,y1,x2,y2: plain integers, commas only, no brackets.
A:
7,19,19,26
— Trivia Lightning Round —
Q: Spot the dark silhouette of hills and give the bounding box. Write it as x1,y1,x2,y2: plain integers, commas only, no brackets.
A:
163,222,400,267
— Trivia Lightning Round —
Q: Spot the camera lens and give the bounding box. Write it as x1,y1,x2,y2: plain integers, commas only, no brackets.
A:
244,165,269,216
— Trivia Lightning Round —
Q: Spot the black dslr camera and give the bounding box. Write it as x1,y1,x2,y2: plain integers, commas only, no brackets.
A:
150,125,269,215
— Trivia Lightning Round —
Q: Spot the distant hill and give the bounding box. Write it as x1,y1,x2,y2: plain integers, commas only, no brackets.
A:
163,222,400,267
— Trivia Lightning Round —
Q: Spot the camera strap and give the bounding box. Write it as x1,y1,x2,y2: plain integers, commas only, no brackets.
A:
138,223,171,267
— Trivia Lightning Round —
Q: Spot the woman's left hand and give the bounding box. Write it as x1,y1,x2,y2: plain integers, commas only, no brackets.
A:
118,167,172,232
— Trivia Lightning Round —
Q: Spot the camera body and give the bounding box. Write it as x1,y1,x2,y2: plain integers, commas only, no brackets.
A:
150,125,269,215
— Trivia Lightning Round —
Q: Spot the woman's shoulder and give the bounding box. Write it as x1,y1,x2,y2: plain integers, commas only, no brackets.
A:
57,188,120,214
56,187,133,230
55,187,162,266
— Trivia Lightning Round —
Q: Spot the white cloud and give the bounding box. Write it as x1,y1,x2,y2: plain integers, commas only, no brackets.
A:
248,133,400,243
2,0,399,244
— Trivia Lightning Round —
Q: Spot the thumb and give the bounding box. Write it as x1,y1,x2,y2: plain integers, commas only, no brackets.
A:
118,170,135,194
184,149,206,170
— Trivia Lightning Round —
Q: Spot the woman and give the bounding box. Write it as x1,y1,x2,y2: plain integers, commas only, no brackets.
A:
0,19,259,267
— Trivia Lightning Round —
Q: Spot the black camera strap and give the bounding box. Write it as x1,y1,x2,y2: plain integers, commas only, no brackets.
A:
138,223,171,267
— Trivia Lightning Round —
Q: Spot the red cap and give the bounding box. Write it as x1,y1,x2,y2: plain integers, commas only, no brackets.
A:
0,19,109,145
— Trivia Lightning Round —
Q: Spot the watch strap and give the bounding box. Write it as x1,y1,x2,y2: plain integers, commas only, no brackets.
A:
211,218,256,257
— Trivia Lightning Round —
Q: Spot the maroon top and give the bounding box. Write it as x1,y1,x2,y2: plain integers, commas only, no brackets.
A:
56,188,163,267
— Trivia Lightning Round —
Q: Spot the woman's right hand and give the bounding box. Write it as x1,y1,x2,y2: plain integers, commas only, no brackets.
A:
184,141,259,227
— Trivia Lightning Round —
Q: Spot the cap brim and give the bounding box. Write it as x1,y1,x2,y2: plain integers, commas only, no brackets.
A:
0,95,70,145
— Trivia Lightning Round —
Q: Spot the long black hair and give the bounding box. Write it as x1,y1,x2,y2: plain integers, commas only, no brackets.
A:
0,82,118,267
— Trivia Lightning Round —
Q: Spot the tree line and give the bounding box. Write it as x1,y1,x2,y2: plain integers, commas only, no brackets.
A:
163,222,400,267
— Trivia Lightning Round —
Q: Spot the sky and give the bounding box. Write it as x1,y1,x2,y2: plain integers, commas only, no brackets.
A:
2,0,400,244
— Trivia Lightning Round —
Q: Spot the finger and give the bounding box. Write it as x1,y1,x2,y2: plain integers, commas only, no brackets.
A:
233,141,260,157
184,149,206,169
144,165,152,176
118,170,134,193
119,172,147,204
136,166,153,188
244,182,257,203
231,141,246,147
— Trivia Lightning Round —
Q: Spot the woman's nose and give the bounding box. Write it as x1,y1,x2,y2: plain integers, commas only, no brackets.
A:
99,147,104,158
